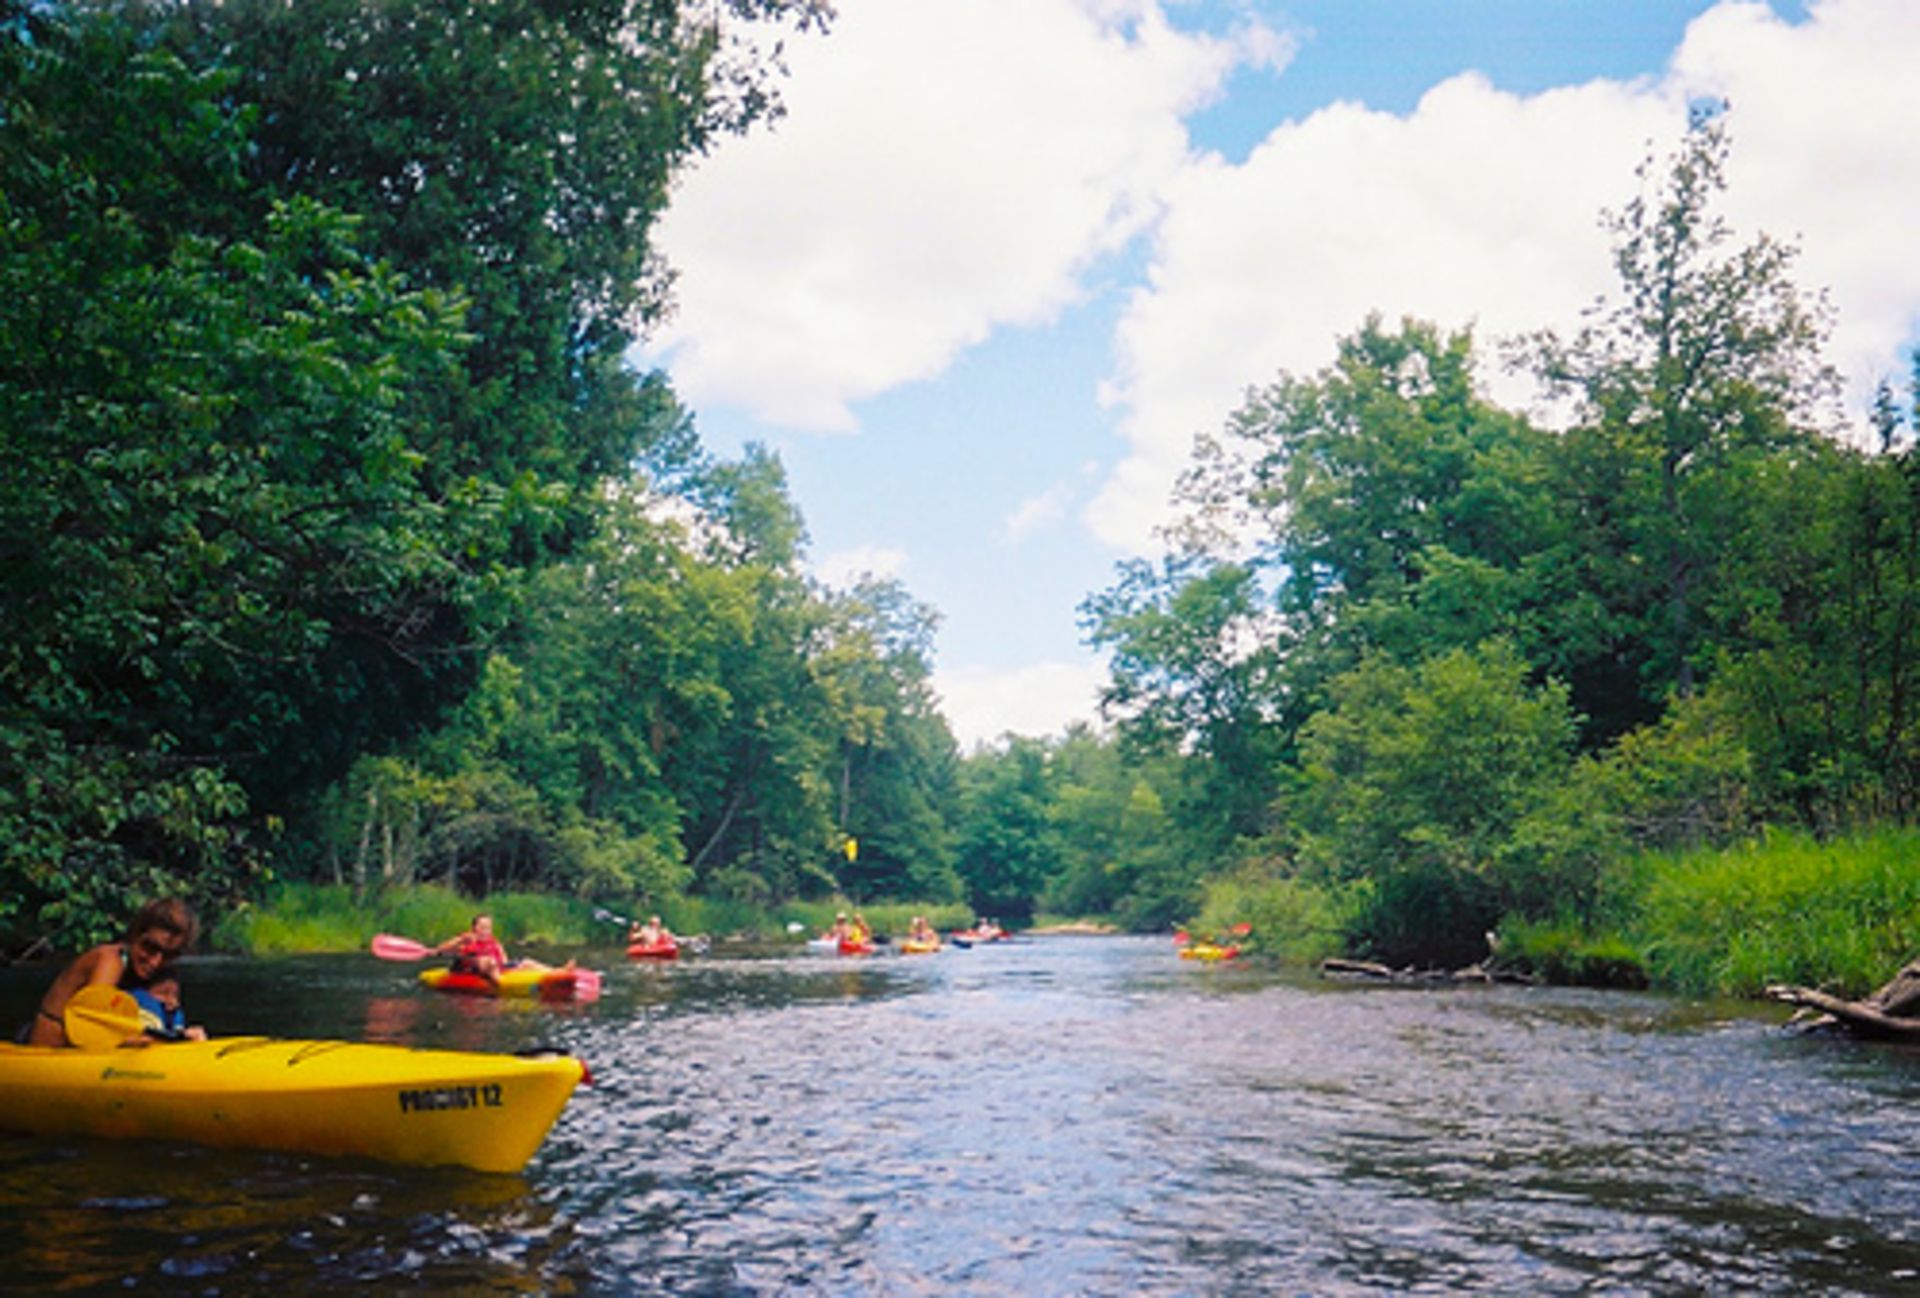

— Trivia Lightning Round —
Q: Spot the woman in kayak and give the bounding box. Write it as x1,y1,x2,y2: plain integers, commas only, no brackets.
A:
23,897,198,1047
435,913,569,988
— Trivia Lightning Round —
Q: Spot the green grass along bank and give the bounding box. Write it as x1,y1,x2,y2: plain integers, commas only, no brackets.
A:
216,824,1919,1003
1190,825,1920,1001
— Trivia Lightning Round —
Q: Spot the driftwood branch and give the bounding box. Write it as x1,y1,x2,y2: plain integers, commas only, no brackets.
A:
1767,957,1920,1039
1320,956,1529,986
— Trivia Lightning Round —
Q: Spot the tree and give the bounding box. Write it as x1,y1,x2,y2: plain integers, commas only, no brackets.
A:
1519,115,1837,700
1081,557,1286,845
0,14,492,937
812,578,960,902
145,0,833,510
953,739,1058,922
1294,641,1581,966
0,2,837,939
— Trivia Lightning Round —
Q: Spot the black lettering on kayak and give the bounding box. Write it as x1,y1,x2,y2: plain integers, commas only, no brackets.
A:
398,1084,505,1114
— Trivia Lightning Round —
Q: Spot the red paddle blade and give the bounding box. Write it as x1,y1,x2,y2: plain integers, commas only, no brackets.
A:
371,933,431,961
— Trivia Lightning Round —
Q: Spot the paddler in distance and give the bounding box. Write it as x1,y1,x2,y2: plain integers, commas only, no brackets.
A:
628,914,675,948
23,897,200,1047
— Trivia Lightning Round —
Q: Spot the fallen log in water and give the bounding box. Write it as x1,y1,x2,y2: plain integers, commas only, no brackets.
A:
1320,957,1529,986
1767,957,1920,1039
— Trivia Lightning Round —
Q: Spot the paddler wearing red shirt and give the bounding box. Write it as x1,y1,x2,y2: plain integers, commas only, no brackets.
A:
434,913,568,988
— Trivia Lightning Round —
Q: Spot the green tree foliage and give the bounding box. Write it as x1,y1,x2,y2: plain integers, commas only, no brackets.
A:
953,739,1058,923
814,578,961,903
1080,557,1285,848
1,1,852,942
1294,642,1583,965
1518,116,1838,702
144,0,831,511
949,728,1198,930
1,15,496,938
292,447,964,911
1082,114,1913,965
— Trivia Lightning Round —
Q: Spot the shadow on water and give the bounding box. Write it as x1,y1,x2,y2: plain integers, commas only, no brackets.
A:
3,936,1920,1294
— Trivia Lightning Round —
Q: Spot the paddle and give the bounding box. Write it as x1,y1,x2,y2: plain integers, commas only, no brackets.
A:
63,984,144,1050
371,933,433,961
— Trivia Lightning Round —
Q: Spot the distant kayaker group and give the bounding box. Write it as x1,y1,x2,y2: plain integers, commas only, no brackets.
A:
16,898,1047,1053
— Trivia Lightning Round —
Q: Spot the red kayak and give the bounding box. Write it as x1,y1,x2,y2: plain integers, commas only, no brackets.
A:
951,926,1008,943
626,940,681,961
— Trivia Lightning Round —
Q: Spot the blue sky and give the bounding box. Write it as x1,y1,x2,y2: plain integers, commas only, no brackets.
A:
641,0,1916,748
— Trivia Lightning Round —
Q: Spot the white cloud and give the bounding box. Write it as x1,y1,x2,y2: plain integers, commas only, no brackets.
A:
1671,0,1920,399
933,660,1108,749
640,0,1278,430
635,0,1920,742
1086,0,1920,551
813,545,908,588
1004,483,1075,541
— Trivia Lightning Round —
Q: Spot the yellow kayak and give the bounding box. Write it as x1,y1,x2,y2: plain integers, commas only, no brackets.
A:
0,1036,586,1173
418,964,601,1000
1178,942,1243,962
898,939,942,954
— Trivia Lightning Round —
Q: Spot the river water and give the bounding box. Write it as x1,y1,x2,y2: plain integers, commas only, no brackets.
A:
2,934,1917,1295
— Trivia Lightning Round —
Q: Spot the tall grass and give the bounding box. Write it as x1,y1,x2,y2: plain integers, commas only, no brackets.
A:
1629,826,1920,998
213,883,606,954
1495,917,1647,988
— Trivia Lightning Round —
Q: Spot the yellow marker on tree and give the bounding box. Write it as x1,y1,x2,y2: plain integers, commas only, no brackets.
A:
844,837,858,862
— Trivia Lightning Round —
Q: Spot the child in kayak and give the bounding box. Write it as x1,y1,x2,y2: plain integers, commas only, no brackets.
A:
22,897,198,1047
132,972,208,1042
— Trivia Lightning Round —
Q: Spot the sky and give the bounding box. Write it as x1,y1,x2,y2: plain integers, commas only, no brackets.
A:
636,0,1920,749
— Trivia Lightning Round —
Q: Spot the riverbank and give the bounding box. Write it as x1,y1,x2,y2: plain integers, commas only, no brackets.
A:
1026,919,1121,935
1196,824,1920,1000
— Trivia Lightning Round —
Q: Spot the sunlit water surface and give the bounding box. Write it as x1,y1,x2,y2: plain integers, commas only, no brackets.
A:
3,935,1918,1294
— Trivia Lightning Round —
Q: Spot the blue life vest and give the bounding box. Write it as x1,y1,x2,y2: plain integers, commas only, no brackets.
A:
131,987,187,1039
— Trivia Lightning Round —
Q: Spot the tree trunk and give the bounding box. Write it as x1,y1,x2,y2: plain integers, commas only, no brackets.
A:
691,787,746,874
355,787,376,891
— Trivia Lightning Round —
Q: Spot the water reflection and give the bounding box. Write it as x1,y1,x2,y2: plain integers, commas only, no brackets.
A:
1,937,1918,1293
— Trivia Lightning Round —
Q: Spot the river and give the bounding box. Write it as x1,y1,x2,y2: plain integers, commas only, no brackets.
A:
2,934,1917,1294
